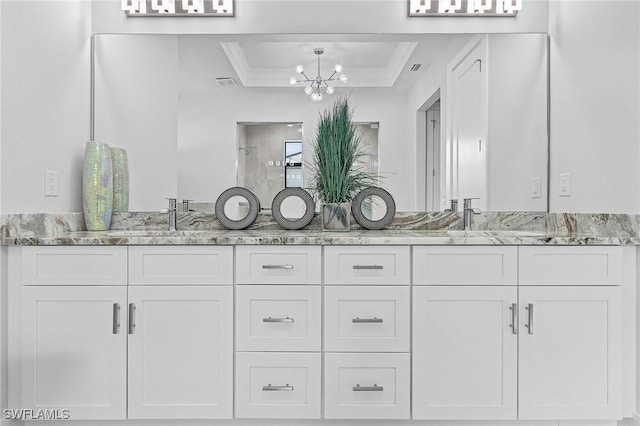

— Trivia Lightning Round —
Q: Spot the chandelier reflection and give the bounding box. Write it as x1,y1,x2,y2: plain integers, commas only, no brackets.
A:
289,48,348,102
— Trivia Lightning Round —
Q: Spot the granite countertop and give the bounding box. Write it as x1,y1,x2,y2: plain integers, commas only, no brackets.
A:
4,229,637,246
3,211,640,246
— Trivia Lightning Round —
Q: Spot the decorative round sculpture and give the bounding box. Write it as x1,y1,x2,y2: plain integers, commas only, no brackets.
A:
82,141,113,231
110,147,129,212
271,188,316,230
215,187,261,230
351,187,396,230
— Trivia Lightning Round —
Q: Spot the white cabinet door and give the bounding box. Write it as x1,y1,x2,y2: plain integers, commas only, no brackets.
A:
21,286,127,420
324,286,409,352
129,246,233,285
519,286,622,420
128,286,233,419
236,285,321,352
324,353,410,419
413,286,518,420
413,246,517,286
235,352,321,419
324,246,410,285
236,246,321,285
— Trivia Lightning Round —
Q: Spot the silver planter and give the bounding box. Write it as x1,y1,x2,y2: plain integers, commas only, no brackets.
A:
321,202,351,231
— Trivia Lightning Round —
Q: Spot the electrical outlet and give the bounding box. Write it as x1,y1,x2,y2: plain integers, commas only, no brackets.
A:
559,173,571,197
44,171,58,197
531,177,541,198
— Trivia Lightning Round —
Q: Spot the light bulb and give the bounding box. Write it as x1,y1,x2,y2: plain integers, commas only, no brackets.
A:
289,77,298,86
334,64,343,73
339,74,348,83
470,0,492,13
212,0,232,13
122,0,146,13
438,0,462,13
183,0,204,13
326,86,334,95
496,0,520,13
296,65,304,74
304,86,313,95
151,0,175,13
311,93,319,101
315,93,323,101
503,0,522,12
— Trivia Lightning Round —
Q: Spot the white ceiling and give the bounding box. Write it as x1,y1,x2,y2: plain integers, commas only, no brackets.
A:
177,33,474,95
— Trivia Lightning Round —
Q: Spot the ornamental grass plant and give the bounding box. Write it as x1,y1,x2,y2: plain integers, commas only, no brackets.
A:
310,97,377,204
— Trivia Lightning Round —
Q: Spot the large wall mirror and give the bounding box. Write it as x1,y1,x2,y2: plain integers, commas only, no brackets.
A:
93,32,548,213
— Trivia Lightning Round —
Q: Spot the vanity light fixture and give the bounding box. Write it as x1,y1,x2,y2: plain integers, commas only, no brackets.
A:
409,0,522,16
121,0,233,16
289,48,347,102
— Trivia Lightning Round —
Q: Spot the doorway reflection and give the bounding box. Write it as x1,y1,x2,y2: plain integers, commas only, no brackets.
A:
237,122,303,209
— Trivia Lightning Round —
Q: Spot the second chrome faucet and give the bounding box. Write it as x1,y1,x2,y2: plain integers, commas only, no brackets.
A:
463,198,481,231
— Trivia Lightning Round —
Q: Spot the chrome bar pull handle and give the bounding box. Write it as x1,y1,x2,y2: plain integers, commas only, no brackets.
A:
525,303,533,335
353,384,384,392
509,303,518,335
262,264,294,270
352,265,384,270
352,317,383,323
128,303,136,335
262,384,294,392
263,316,294,323
112,303,121,334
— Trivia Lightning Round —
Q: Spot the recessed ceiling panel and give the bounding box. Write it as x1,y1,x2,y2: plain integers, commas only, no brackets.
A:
221,41,417,87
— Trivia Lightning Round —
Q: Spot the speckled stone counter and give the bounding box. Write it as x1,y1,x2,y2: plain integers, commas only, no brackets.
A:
3,211,640,246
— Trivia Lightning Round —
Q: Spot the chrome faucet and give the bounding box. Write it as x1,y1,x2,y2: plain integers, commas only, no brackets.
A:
463,198,480,231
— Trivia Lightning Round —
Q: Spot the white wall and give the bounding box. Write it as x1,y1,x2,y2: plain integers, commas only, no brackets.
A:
487,33,548,211
0,1,92,213
549,0,640,213
94,35,179,211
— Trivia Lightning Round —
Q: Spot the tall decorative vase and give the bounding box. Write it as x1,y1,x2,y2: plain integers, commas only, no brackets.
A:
321,202,351,231
110,147,129,212
83,141,113,231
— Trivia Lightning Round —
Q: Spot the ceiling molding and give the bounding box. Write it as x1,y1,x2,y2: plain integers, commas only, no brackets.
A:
220,41,418,88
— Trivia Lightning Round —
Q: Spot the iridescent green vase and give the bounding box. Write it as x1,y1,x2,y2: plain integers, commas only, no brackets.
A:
110,147,129,212
83,141,113,231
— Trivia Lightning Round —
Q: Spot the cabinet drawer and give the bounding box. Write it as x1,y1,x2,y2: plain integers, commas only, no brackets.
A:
324,353,410,419
324,246,410,285
519,246,622,285
235,352,321,419
236,246,321,285
413,246,517,285
324,286,409,352
129,246,233,285
236,285,321,352
20,246,127,285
